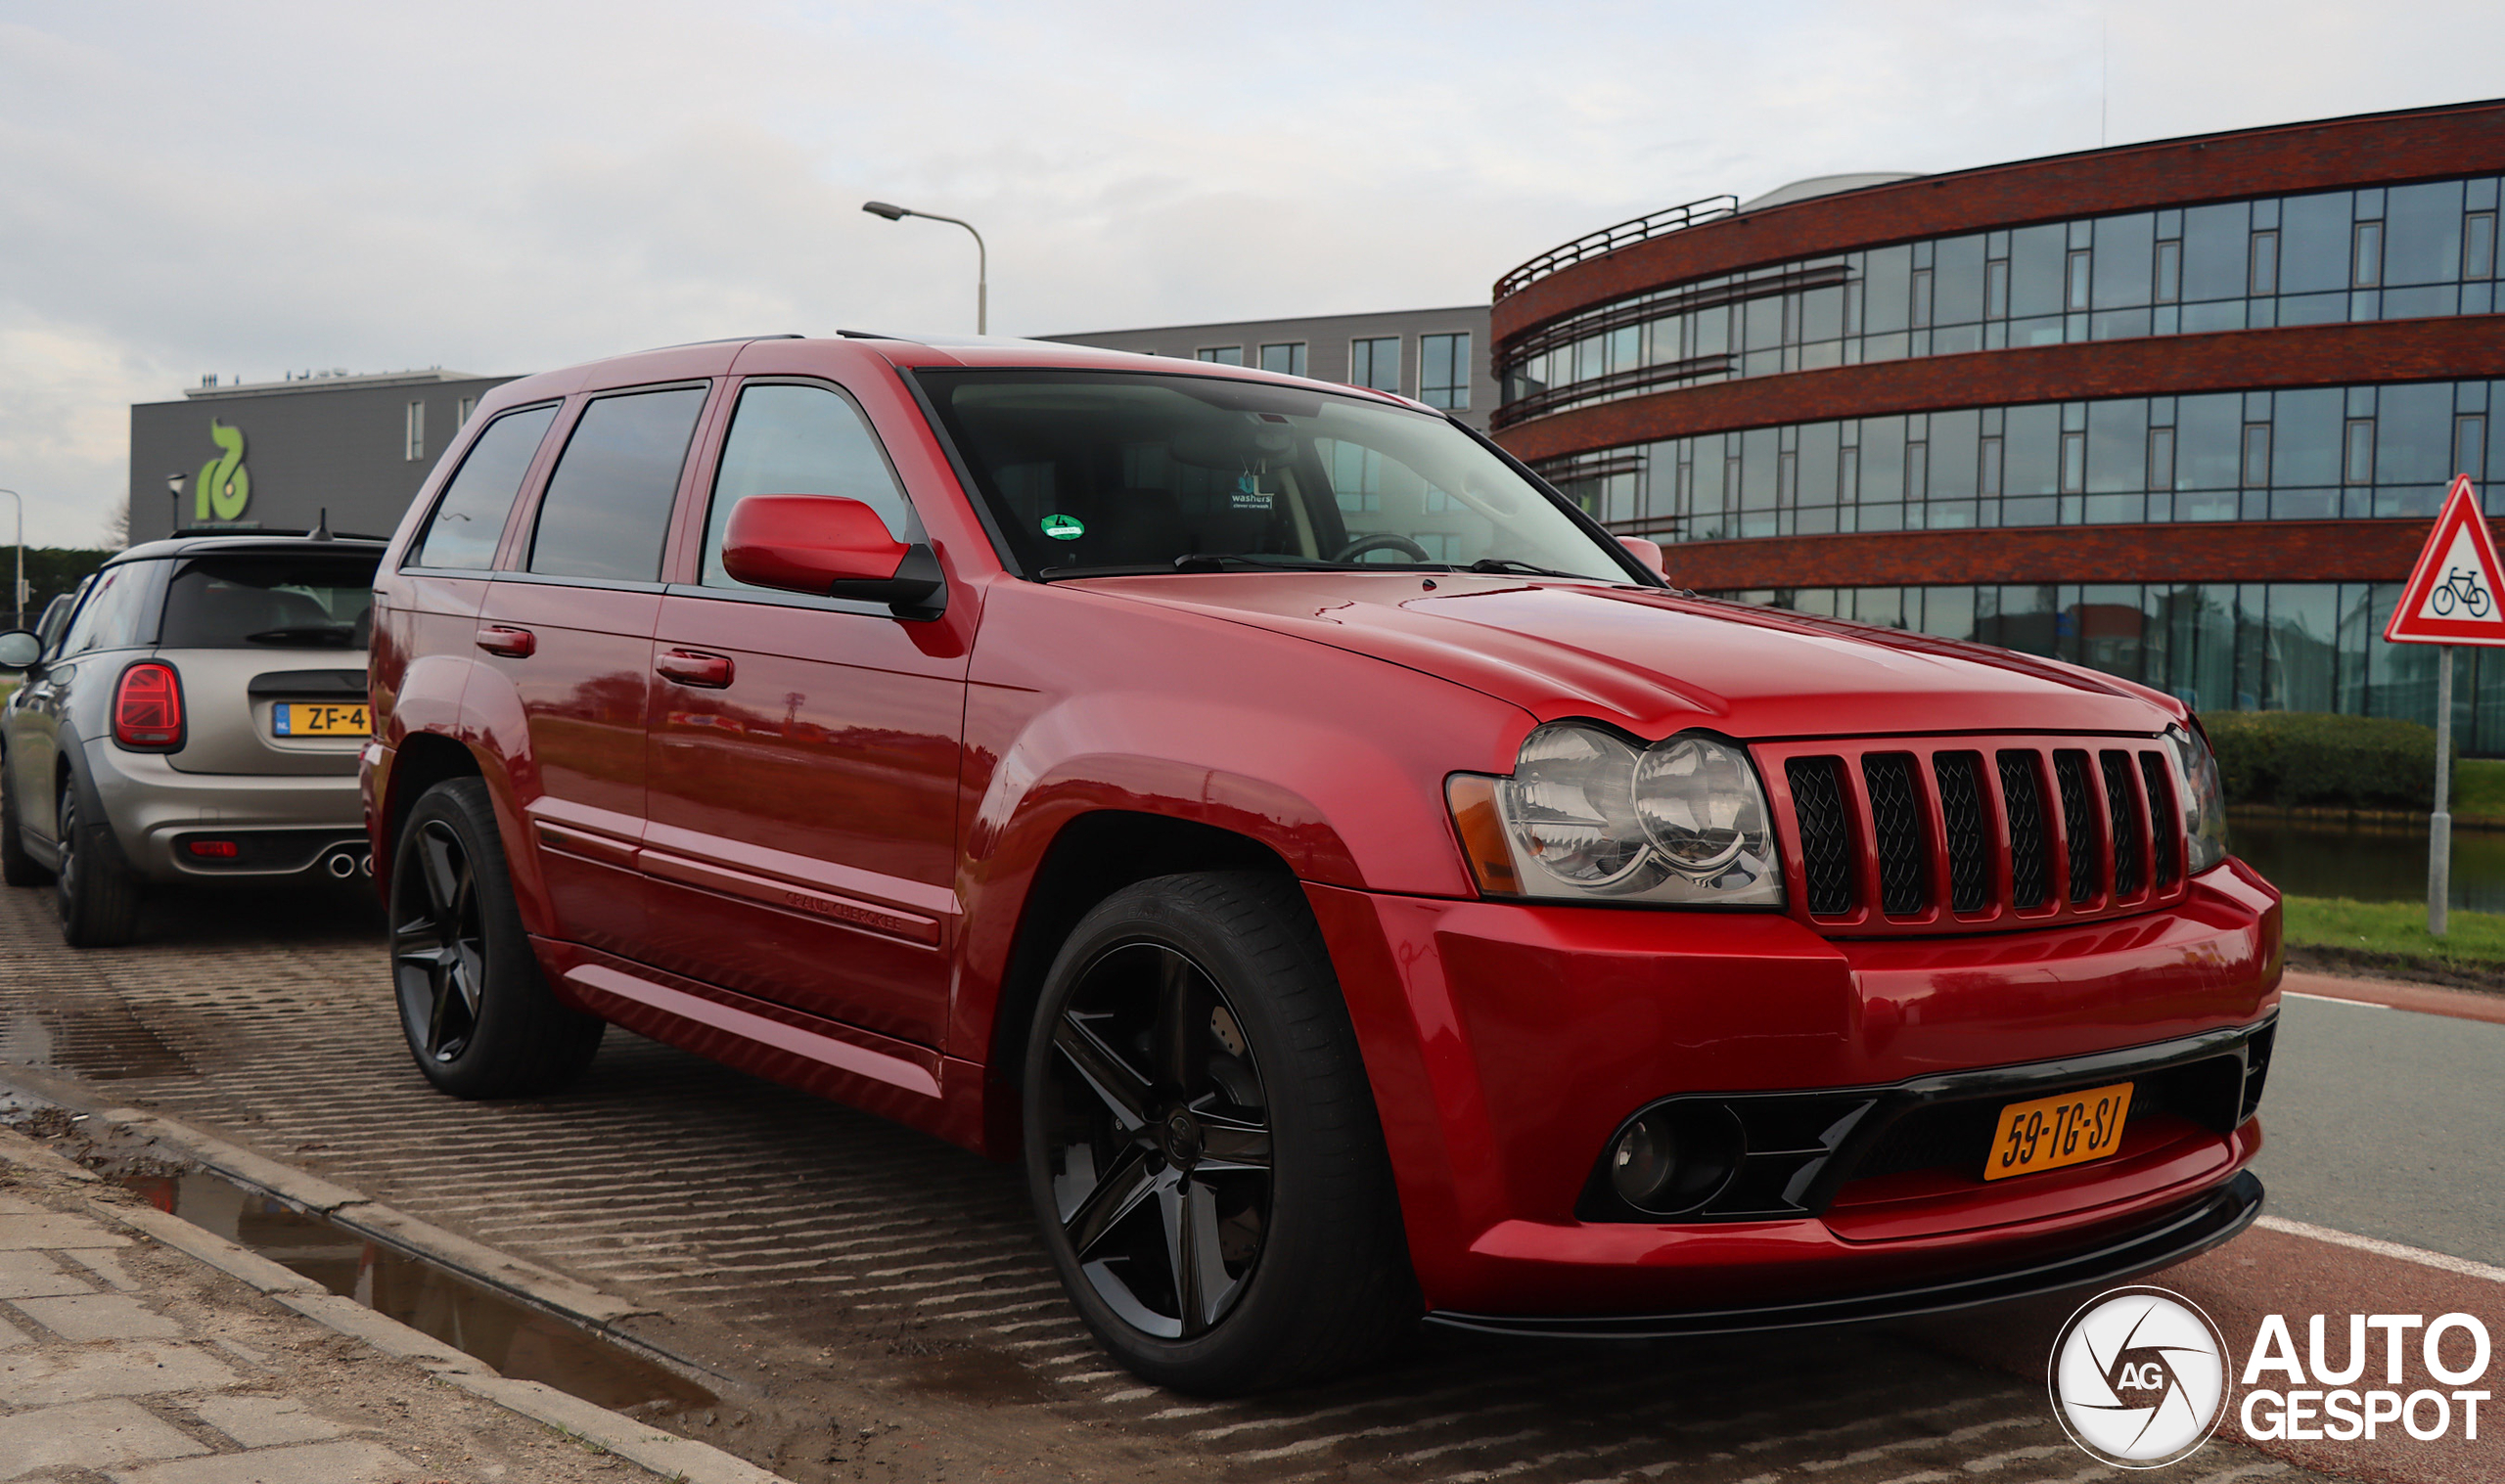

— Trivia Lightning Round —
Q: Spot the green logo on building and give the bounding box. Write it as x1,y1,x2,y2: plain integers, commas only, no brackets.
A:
197,419,250,522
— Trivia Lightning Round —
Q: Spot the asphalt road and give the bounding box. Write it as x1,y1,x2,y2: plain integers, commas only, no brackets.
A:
2251,990,2505,1266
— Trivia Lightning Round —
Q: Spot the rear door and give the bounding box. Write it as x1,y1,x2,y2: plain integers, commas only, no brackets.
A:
477,382,714,956
635,375,970,1048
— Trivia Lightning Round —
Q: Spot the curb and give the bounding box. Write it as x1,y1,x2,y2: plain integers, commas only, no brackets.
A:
0,1087,795,1484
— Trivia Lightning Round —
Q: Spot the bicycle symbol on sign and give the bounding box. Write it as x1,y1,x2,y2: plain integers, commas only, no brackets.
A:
2432,564,2494,618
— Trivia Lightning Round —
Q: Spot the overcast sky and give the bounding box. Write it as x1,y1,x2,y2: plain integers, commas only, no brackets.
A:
0,0,2497,547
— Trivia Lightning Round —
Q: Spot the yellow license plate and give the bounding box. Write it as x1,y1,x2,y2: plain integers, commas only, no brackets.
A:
1983,1081,2134,1181
273,702,369,738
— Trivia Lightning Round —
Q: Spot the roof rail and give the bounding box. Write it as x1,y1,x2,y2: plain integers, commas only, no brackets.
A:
1493,195,1741,300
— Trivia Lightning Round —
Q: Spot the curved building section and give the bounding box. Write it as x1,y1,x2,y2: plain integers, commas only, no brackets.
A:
1491,100,2505,744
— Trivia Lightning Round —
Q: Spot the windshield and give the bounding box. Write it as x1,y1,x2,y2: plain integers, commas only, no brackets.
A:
160,554,381,650
916,370,1640,582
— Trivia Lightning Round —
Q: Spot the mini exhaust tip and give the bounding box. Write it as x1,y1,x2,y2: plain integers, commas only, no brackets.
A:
325,851,358,879
359,853,374,877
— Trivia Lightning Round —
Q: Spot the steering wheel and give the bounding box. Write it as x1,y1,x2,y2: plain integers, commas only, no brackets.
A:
1333,532,1435,563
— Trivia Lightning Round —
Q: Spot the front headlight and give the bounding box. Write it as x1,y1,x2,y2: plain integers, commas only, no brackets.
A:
2165,723,2231,875
1447,722,1784,907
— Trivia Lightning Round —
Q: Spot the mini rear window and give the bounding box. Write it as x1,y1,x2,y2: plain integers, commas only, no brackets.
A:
160,554,382,650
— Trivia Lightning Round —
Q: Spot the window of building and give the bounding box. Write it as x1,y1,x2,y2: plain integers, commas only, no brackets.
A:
527,385,708,582
1196,346,1244,366
404,401,426,462
410,403,560,570
1419,333,1471,410
456,396,478,427
1258,342,1306,378
702,382,914,590
1349,337,1400,393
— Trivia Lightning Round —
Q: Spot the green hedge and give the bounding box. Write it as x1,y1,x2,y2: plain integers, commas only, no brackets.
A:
2200,711,2446,811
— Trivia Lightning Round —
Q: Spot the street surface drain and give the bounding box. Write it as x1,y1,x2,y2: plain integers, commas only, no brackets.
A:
121,1165,715,1421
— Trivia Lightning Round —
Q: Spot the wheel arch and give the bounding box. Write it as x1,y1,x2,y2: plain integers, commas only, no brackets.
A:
375,729,485,898
983,808,1297,1092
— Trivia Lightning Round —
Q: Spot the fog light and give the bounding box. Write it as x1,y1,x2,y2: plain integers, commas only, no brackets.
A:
1610,1113,1680,1208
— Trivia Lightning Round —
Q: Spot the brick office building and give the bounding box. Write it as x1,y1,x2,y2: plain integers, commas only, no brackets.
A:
1489,101,2505,746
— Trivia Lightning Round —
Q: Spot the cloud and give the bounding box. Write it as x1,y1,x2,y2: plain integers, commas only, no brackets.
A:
0,0,2497,544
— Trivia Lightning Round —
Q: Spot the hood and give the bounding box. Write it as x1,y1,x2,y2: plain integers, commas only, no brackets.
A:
1071,572,2181,741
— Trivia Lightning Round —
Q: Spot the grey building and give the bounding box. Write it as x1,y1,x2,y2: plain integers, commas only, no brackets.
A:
128,368,517,544
1042,306,1494,429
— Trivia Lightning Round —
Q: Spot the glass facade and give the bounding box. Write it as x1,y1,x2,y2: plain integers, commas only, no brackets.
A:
1499,174,2504,424
1712,580,2505,753
1541,379,2505,542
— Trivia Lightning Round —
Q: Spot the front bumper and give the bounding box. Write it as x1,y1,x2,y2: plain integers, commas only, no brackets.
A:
1304,859,2280,1320
85,741,366,881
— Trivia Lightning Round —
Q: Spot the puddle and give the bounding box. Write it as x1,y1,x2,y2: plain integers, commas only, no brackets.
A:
121,1167,715,1421
0,1008,194,1080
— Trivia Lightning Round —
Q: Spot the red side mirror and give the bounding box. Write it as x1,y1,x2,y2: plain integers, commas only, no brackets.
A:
723,495,910,592
1618,536,1668,579
721,495,945,616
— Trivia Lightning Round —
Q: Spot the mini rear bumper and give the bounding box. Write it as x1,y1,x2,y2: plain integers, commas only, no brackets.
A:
85,742,365,880
1427,1169,2262,1338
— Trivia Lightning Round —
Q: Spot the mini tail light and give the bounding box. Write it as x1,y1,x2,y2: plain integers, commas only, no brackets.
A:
113,662,185,749
187,839,239,858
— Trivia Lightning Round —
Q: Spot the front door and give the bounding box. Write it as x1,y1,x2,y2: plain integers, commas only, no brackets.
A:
637,379,968,1048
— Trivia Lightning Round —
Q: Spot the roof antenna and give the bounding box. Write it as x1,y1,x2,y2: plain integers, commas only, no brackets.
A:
312,507,333,541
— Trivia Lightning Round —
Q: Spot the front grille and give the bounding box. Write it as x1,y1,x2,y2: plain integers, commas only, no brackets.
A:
1768,734,2193,933
1862,755,1929,917
1787,757,1855,916
1998,751,2052,910
1935,753,1988,914
2055,751,2096,904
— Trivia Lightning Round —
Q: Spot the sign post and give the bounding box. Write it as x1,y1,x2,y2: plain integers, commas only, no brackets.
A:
2381,475,2505,936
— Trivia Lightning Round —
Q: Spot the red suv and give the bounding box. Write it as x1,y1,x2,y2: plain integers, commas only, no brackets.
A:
364,334,2277,1394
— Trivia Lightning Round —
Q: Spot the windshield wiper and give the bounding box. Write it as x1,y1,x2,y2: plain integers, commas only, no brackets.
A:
1467,558,1595,580
1170,553,1393,573
243,625,356,646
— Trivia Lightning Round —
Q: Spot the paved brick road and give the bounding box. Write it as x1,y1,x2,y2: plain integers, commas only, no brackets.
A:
0,877,2348,1484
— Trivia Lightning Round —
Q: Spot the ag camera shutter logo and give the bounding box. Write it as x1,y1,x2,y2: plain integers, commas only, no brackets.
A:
2048,1286,2231,1467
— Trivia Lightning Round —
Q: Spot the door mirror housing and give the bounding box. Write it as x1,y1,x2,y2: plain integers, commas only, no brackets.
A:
0,629,41,671
722,495,946,618
1618,536,1667,579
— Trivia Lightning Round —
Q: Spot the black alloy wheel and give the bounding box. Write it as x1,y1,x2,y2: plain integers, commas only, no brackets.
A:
1025,871,1417,1394
394,815,487,1065
54,776,139,947
1043,940,1275,1341
388,777,603,1099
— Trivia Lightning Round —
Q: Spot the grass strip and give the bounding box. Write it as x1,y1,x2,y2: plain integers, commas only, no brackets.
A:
2281,893,2505,967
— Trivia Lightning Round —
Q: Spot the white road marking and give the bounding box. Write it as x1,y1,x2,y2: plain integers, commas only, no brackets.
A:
2281,991,2392,1010
2257,1214,2505,1283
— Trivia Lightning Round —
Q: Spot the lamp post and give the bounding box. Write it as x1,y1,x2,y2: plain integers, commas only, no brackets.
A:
166,472,187,540
0,489,19,630
862,201,986,335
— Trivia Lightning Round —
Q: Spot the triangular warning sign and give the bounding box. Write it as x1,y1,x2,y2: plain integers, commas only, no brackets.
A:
2388,475,2505,646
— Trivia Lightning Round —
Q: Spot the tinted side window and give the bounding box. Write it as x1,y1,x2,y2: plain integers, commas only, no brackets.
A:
528,386,709,582
59,562,158,657
411,404,560,569
702,383,916,589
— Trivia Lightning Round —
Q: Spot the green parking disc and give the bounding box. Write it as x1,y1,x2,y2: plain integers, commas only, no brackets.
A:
1041,514,1085,540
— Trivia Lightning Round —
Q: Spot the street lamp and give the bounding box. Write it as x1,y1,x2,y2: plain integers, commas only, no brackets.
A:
863,201,987,335
0,489,19,630
166,472,187,539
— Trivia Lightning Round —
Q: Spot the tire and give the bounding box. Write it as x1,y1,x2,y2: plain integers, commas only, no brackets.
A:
1022,870,1417,1394
389,777,603,1098
54,773,141,947
0,753,49,887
